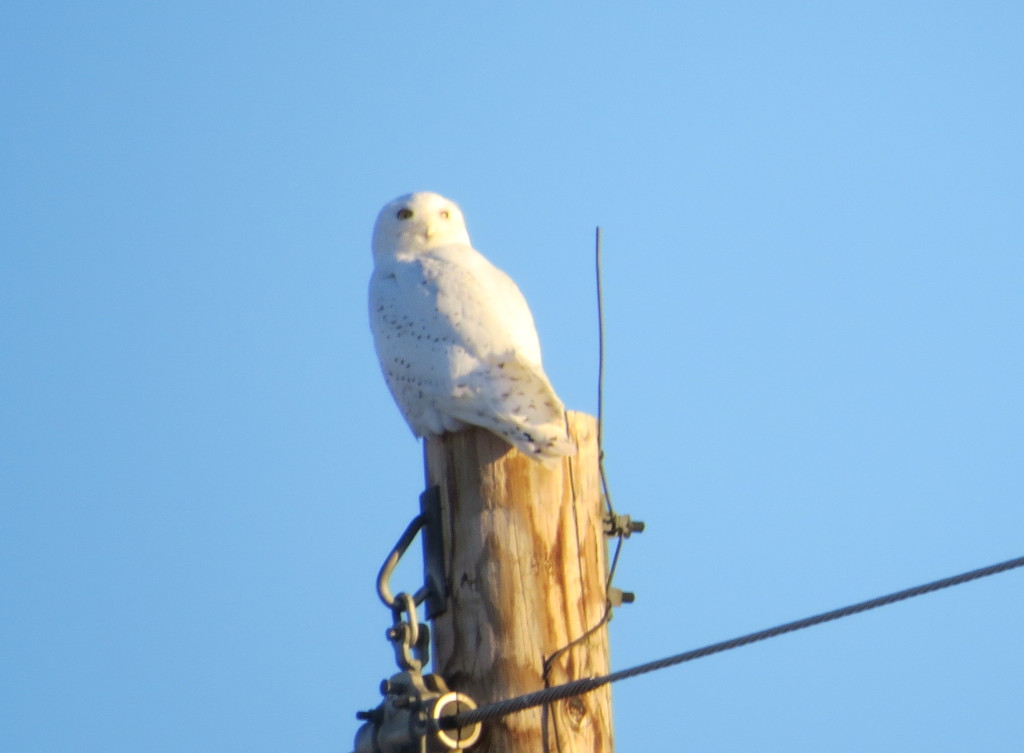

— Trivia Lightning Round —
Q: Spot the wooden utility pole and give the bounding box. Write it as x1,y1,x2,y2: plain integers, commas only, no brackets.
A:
424,411,613,753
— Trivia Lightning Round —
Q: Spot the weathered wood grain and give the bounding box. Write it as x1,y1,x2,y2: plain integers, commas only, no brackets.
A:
425,411,613,753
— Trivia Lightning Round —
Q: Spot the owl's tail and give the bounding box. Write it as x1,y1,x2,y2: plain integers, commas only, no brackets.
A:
498,411,577,469
451,353,577,468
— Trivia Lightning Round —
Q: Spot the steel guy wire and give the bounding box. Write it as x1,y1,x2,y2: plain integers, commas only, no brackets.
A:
439,554,1024,730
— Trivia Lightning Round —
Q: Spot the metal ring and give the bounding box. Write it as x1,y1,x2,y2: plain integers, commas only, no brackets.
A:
430,692,482,750
392,591,419,647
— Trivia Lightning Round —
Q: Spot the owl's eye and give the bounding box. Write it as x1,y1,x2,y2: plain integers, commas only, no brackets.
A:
439,210,450,219
396,208,414,220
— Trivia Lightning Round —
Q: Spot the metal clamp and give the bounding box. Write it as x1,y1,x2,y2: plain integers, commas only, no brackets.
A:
604,512,645,538
353,671,481,753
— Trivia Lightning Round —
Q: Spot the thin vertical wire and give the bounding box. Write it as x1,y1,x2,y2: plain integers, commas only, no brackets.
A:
595,227,614,516
595,227,605,454
543,226,616,682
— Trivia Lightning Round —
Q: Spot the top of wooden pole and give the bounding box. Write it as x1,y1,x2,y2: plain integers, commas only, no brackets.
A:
424,411,613,753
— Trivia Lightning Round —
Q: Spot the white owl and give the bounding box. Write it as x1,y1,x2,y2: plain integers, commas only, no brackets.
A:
369,192,576,466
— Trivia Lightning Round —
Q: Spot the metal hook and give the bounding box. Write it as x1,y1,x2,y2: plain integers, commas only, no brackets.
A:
377,514,427,609
376,487,447,619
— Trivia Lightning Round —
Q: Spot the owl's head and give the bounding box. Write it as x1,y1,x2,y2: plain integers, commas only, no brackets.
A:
372,192,471,259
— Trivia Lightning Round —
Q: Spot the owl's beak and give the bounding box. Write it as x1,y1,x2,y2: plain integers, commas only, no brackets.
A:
424,222,439,241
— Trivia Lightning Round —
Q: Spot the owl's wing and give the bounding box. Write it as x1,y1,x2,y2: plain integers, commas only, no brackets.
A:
423,245,543,366
443,348,576,466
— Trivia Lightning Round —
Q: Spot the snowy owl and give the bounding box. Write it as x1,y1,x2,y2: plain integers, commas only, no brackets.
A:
368,192,576,466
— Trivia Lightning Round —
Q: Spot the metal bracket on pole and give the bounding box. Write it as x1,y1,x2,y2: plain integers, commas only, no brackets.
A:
354,488,476,753
418,486,447,621
376,486,448,620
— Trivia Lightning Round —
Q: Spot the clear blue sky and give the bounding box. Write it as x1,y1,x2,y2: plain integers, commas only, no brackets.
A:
2,3,1022,751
